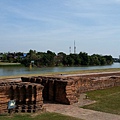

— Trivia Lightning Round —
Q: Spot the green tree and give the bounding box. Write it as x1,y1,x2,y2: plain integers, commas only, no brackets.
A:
90,54,100,65
79,52,90,65
100,57,106,65
70,54,81,66
67,55,75,66
54,52,66,66
104,55,113,65
62,55,68,66
2,53,8,62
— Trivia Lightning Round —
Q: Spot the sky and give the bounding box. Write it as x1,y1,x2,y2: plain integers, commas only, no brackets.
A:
0,0,120,57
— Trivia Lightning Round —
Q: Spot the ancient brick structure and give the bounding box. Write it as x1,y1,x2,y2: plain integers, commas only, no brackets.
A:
0,81,43,114
21,76,78,105
21,72,120,105
0,72,120,114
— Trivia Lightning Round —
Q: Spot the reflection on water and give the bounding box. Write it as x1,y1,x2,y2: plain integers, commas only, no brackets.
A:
0,63,120,76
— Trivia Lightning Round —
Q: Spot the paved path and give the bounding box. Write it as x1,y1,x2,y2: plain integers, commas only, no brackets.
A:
44,94,120,120
44,103,120,120
59,71,120,77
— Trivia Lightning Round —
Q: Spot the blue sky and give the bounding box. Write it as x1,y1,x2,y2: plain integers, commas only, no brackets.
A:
0,0,120,57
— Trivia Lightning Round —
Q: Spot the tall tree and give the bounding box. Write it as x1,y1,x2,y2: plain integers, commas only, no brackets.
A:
79,52,90,65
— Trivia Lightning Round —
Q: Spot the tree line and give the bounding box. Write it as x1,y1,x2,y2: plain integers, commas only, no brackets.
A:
21,50,113,67
0,50,113,67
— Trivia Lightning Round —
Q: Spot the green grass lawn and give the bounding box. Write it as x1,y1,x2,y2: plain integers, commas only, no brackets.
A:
82,86,120,115
0,112,82,120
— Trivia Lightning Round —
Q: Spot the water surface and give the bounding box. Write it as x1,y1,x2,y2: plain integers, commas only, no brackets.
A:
0,63,120,76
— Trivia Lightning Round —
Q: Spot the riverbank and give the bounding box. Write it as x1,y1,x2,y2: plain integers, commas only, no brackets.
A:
0,62,22,66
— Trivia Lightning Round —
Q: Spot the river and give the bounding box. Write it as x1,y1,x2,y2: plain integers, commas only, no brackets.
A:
0,63,120,76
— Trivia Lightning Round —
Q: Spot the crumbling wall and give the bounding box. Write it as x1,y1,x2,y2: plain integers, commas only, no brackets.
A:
21,77,77,104
1,72,120,114
0,84,10,113
0,81,44,114
73,76,120,94
21,73,120,105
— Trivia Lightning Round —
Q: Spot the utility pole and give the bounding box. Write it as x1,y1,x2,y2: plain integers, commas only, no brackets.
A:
74,40,76,54
69,46,71,54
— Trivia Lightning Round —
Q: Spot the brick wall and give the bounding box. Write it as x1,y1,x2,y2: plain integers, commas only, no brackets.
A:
21,73,120,105
1,72,120,114
0,81,43,114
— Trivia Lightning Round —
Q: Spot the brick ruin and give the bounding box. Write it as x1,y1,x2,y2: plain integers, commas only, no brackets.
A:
0,80,43,114
0,72,120,114
21,72,120,105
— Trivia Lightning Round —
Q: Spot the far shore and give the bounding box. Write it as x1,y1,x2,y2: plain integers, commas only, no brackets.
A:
0,62,22,67
0,68,120,80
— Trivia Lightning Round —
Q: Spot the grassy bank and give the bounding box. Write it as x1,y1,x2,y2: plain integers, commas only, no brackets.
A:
82,86,120,115
0,62,22,67
0,112,82,120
